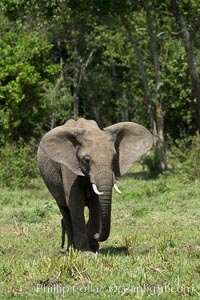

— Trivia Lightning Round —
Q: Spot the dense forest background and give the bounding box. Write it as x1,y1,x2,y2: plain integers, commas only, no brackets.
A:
0,0,200,183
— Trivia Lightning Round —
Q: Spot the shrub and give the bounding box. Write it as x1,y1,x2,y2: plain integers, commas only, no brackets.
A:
12,204,55,223
142,134,200,181
141,150,160,176
167,134,200,180
0,140,38,188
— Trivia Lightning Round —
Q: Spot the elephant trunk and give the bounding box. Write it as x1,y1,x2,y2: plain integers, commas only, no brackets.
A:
93,179,113,242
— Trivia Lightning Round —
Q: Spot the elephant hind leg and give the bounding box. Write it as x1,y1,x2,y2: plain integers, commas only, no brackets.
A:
61,218,65,249
59,206,74,250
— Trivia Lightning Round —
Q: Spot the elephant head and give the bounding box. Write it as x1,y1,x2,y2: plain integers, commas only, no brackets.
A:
39,121,153,242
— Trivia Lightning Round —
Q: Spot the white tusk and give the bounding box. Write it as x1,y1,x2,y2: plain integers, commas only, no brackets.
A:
114,183,122,194
92,184,104,195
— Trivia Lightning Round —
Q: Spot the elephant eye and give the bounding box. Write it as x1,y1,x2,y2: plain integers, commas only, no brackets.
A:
83,155,91,164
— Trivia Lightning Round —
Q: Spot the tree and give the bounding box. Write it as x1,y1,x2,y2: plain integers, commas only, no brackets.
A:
172,0,200,131
139,0,167,171
0,31,59,143
0,0,200,148
125,23,157,135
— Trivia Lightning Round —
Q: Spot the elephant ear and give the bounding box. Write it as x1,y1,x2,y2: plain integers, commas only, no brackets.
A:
105,122,153,176
39,126,85,176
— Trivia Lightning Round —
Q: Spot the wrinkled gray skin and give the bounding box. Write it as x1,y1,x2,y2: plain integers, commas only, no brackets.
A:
37,118,153,254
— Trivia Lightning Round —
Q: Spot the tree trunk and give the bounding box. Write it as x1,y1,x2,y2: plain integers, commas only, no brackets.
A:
91,97,101,126
121,91,129,121
49,41,64,129
73,87,79,119
112,65,129,121
73,49,95,119
142,0,167,172
127,29,157,135
73,66,80,119
172,0,200,131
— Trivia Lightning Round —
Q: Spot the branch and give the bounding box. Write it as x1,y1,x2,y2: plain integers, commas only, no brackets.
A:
79,49,95,83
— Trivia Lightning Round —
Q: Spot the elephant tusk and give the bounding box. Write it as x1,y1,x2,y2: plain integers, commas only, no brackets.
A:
92,184,104,195
113,183,122,194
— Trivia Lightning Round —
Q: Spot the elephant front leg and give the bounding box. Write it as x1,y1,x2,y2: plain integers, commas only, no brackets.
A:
86,194,100,252
71,213,90,251
68,187,90,252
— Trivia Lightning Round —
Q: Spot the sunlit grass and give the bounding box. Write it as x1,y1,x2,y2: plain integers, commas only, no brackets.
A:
0,172,200,299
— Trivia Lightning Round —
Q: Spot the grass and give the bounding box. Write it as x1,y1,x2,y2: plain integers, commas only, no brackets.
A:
0,170,200,299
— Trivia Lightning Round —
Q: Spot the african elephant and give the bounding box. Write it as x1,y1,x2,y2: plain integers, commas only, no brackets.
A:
37,118,153,254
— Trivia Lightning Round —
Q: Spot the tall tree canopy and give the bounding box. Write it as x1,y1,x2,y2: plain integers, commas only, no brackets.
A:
0,0,200,154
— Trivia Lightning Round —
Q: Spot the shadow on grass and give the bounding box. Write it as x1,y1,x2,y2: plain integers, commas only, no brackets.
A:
99,245,155,256
122,170,157,181
99,246,130,256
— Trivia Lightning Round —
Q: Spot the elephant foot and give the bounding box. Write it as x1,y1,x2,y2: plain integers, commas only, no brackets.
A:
89,238,99,253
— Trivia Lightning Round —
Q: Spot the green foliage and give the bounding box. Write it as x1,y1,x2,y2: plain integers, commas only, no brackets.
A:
0,30,60,143
143,134,200,180
0,0,200,155
0,140,38,188
141,150,162,176
166,133,200,180
12,204,56,223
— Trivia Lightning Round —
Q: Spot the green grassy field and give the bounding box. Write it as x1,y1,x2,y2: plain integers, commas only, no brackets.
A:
0,170,200,299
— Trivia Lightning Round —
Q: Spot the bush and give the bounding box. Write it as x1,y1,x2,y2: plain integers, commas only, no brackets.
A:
141,150,161,176
142,134,200,181
166,133,200,180
12,204,55,223
0,140,38,188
